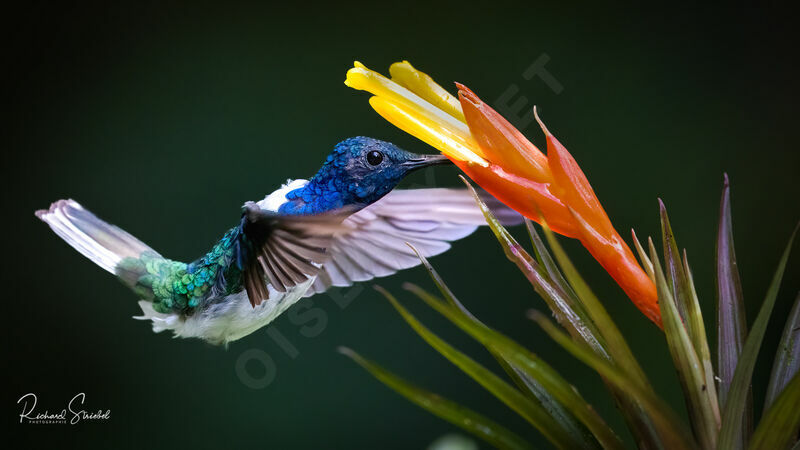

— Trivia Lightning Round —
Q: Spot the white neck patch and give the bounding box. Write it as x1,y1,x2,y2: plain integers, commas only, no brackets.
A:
256,179,309,212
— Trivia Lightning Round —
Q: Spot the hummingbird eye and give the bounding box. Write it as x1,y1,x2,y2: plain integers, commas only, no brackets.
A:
366,150,384,166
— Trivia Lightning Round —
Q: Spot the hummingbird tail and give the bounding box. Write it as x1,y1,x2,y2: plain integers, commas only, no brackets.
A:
35,199,159,274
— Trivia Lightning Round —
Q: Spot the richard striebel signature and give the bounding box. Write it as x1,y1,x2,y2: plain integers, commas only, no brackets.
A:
17,393,111,425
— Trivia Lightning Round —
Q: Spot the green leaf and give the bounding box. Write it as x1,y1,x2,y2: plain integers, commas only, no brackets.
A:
538,219,651,392
631,229,655,284
491,348,599,447
716,175,752,450
338,347,533,450
526,219,581,302
659,201,718,424
405,245,598,447
718,224,798,450
716,174,749,410
458,179,607,357
530,311,699,450
748,372,800,450
457,180,636,446
764,292,800,412
658,200,692,322
682,251,719,414
649,239,720,450
374,285,587,449
399,283,623,450
539,218,664,449
659,200,720,446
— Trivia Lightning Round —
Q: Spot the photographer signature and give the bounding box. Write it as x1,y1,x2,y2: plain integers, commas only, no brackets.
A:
17,393,111,425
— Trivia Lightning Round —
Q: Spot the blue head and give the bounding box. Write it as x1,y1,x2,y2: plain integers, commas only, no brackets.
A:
278,137,449,215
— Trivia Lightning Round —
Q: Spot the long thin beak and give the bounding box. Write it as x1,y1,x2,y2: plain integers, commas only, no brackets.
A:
401,154,451,170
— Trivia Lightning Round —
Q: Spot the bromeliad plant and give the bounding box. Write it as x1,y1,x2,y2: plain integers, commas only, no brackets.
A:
338,61,800,450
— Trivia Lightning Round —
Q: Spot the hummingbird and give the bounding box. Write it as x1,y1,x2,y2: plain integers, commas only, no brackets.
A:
37,137,520,345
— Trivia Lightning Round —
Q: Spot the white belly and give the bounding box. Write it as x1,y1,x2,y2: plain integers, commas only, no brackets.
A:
136,278,316,345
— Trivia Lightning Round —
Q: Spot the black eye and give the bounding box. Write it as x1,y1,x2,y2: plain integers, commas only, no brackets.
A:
366,150,384,166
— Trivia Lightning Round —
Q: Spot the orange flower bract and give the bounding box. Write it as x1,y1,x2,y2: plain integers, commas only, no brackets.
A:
456,85,660,325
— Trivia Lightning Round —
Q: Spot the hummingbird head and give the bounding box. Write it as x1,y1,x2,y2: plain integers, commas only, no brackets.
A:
278,136,450,214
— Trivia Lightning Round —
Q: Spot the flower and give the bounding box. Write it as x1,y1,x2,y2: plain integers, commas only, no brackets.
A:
345,61,660,326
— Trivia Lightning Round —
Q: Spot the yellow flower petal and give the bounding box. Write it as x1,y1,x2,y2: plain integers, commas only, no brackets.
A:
389,61,466,122
346,61,487,163
368,96,488,166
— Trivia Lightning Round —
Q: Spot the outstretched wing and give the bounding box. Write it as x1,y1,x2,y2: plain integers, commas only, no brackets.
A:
304,188,522,296
239,202,350,307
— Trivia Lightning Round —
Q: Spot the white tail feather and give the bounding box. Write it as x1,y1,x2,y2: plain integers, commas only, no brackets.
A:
36,199,157,273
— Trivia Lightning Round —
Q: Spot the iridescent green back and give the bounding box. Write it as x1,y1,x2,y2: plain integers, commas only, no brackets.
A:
116,228,246,314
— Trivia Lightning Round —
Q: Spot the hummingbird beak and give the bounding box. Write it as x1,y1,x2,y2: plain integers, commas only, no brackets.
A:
401,154,451,170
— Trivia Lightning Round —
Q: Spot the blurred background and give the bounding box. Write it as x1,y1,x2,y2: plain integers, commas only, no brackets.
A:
6,1,798,448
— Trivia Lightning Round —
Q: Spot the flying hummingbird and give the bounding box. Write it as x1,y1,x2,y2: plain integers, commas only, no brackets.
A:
37,137,520,345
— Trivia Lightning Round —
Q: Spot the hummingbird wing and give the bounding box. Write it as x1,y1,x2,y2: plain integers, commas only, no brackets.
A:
303,188,522,296
239,202,352,307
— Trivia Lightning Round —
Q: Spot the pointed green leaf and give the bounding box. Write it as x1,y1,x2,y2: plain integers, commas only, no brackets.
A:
718,224,798,450
405,244,599,446
682,251,720,425
461,177,657,449
716,175,752,449
539,219,664,448
458,179,641,446
658,200,692,322
526,218,580,301
631,229,655,284
457,180,607,357
539,220,650,390
649,240,720,450
764,292,800,411
338,347,533,450
716,174,749,411
399,283,623,450
374,286,587,449
748,372,800,450
658,201,718,425
530,311,699,450
491,348,599,448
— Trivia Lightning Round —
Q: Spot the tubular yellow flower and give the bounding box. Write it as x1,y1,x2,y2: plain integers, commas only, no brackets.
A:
368,97,486,166
388,61,466,122
346,61,661,326
345,62,486,165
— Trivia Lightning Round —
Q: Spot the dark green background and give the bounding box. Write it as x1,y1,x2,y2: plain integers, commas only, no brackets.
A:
6,2,798,448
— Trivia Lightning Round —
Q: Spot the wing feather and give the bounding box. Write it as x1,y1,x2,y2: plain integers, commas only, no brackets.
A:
240,202,350,306
305,188,521,296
